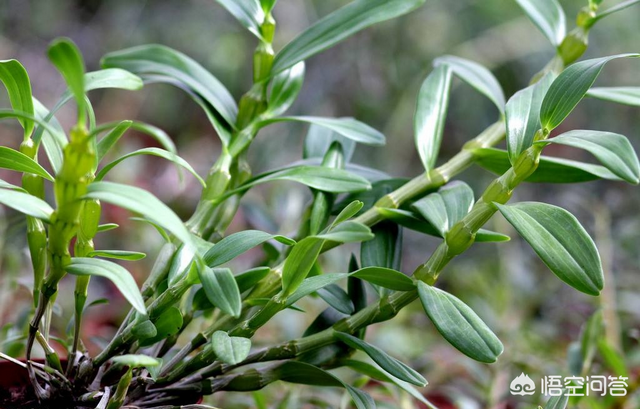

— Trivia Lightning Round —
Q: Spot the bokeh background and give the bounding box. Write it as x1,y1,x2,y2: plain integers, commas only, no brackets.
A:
1,0,639,407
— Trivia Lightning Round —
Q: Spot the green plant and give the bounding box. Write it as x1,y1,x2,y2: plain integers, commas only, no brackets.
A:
0,0,639,408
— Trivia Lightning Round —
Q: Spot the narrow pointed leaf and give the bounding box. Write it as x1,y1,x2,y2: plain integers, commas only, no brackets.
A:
216,0,265,39
236,267,271,293
229,166,371,197
331,200,364,228
86,181,193,246
268,62,305,116
316,221,374,243
434,55,505,112
587,87,640,106
591,0,640,24
260,116,385,146
58,68,144,107
0,60,35,138
203,230,295,267
95,120,176,157
543,394,569,409
281,237,325,296
211,331,251,365
414,64,452,171
271,0,425,74
540,54,640,131
536,130,640,184
0,147,53,181
304,124,356,162
514,0,566,47
473,147,623,183
199,267,242,317
505,73,554,163
66,257,146,314
274,361,375,409
0,188,53,221
335,332,426,386
418,282,503,363
101,45,238,126
412,181,473,235
111,354,160,369
32,99,66,174
96,147,206,187
495,202,603,295
47,38,86,119
285,273,346,306
351,267,415,291
343,360,435,408
88,250,146,261
317,284,354,314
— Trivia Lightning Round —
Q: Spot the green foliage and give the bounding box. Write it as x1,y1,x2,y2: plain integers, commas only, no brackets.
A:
1,1,639,408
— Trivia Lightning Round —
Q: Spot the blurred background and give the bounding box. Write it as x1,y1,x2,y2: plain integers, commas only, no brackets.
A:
1,0,639,407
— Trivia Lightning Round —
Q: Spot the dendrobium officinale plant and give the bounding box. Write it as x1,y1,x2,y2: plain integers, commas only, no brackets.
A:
0,0,639,407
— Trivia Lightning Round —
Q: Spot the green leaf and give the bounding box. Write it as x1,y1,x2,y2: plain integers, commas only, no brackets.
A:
32,99,66,174
110,354,160,369
579,310,603,373
543,394,568,409
316,221,374,243
0,147,53,181
495,202,603,295
0,187,53,222
97,223,119,232
417,282,503,363
88,250,146,261
198,267,242,317
414,64,452,171
350,267,415,291
236,267,271,293
412,181,473,235
273,361,375,409
216,0,265,39
536,130,640,184
94,120,176,157
514,0,566,47
66,257,146,314
0,59,35,138
335,332,426,386
342,360,436,408
378,207,508,242
260,116,385,146
140,307,183,346
204,230,294,267
58,68,143,108
304,124,356,162
285,273,346,306
587,86,640,106
540,54,640,131
597,339,629,378
47,38,86,121
211,330,251,365
590,0,640,24
228,166,371,198
271,0,425,75
268,62,305,116
505,73,554,163
101,45,237,127
281,237,325,296
95,120,133,160
86,181,193,246
434,55,505,112
131,320,157,339
331,200,364,228
473,147,623,183
317,284,354,314
96,147,206,187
